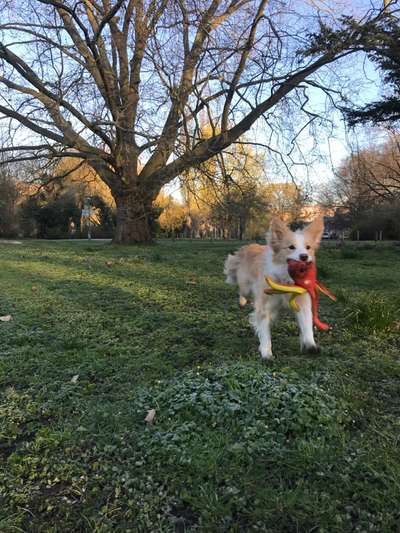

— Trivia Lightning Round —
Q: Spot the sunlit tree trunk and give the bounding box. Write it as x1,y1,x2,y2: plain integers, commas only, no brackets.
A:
114,192,155,244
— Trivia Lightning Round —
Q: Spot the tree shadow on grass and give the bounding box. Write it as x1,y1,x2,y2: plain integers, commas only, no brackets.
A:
0,257,258,391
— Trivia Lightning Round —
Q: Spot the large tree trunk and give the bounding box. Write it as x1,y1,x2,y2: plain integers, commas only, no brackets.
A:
113,192,155,244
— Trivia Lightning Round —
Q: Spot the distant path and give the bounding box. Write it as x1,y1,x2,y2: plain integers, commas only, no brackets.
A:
0,239,111,244
41,238,111,242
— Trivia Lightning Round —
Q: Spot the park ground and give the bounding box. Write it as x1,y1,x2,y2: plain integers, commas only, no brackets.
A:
0,239,400,532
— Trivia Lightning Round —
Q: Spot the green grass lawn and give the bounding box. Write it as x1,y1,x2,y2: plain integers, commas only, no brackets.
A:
0,239,399,532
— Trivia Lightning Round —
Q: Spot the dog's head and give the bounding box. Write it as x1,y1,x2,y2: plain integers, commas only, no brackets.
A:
267,215,324,264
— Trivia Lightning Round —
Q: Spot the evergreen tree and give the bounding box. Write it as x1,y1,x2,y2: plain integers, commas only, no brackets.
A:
345,16,400,126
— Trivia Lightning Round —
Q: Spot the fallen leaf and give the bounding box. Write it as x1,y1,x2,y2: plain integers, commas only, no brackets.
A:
0,315,12,322
70,374,79,384
144,409,156,424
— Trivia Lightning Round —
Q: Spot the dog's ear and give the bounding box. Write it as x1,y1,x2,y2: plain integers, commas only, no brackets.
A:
304,215,324,248
267,216,289,251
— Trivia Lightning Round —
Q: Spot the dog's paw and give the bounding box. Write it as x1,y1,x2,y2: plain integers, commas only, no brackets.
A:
260,349,274,361
301,344,321,355
260,355,275,364
239,296,248,308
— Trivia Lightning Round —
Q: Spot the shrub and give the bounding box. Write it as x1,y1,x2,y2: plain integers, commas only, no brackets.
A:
132,363,346,458
342,292,397,334
1,364,347,531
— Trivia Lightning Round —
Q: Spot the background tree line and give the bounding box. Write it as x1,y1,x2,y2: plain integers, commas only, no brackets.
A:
0,145,310,240
320,132,400,240
0,159,116,239
0,0,395,243
4,126,400,241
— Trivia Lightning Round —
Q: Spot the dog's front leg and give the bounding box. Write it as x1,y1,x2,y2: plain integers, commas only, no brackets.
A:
250,300,277,360
295,293,320,354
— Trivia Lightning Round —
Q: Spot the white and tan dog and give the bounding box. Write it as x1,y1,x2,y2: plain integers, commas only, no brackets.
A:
224,216,324,360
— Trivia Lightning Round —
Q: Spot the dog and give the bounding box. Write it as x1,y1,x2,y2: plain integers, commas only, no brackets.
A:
224,215,324,360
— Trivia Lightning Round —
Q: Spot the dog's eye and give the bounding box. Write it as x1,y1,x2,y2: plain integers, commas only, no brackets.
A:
289,245,296,250
306,245,311,250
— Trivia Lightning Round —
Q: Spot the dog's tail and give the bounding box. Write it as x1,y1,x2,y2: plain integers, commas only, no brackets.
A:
224,252,240,284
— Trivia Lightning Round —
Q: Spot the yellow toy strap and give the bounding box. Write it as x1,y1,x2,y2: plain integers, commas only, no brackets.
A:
289,295,301,312
264,276,307,313
265,276,307,295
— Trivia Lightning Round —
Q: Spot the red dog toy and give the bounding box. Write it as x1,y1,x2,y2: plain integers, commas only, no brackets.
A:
265,260,336,331
288,260,336,330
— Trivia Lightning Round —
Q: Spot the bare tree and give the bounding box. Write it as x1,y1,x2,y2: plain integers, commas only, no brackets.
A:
0,0,388,242
350,135,400,202
323,133,400,211
0,163,19,236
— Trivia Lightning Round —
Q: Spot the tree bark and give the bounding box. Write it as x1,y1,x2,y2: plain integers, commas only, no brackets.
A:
113,192,155,244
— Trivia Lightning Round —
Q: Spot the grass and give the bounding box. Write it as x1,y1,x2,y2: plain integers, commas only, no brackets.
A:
0,239,399,532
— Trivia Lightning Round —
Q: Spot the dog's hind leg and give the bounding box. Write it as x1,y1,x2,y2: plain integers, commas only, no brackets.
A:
237,279,251,308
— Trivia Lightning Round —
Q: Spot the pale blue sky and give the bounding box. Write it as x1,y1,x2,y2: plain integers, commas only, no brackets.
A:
167,0,391,200
1,0,390,200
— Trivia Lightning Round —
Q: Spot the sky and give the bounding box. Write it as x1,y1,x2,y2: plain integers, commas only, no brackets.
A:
165,1,392,201
266,0,390,192
167,50,386,202
1,0,392,203
254,0,388,192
